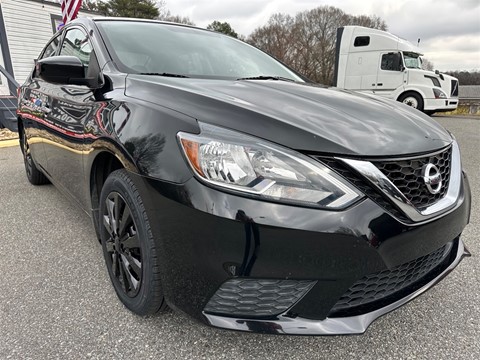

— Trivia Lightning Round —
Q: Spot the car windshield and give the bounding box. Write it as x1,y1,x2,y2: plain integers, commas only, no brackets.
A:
403,52,422,69
95,20,304,81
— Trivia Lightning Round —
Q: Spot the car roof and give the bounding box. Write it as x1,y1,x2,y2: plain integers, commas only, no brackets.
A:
89,17,204,32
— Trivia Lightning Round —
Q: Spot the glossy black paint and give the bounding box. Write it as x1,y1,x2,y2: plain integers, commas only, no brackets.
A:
125,172,470,323
125,75,451,156
17,18,471,335
36,56,86,85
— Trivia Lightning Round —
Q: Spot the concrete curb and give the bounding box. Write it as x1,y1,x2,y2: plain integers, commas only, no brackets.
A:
0,138,19,148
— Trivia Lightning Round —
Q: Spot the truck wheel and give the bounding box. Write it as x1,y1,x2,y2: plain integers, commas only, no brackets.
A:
398,93,424,112
99,169,166,316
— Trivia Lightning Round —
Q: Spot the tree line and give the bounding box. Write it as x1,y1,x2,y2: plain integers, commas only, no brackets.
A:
444,71,480,86
78,2,387,85
246,7,387,84
73,1,478,85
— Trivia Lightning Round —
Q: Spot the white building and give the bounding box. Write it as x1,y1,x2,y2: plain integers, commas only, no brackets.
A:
0,0,97,95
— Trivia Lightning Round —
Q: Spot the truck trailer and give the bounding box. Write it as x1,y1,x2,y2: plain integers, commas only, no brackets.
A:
334,26,459,114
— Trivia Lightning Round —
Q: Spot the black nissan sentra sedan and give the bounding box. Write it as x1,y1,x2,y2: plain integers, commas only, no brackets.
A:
17,18,471,335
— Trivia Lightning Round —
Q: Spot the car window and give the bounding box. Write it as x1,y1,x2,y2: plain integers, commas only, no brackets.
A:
59,28,93,73
96,21,304,81
39,35,61,60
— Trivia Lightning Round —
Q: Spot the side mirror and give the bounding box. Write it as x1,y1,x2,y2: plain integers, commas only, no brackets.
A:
35,56,96,87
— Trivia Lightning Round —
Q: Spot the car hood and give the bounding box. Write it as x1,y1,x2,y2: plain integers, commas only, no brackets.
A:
125,75,452,156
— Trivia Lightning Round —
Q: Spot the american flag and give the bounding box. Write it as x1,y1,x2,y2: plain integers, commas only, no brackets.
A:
61,0,82,25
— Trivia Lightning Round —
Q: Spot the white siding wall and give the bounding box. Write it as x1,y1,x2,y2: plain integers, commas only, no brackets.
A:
0,0,97,85
0,39,9,94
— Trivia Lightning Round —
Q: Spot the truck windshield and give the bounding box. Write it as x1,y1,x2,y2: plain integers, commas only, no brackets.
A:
403,52,422,69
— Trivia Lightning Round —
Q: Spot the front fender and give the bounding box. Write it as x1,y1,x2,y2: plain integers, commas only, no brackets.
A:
84,96,199,184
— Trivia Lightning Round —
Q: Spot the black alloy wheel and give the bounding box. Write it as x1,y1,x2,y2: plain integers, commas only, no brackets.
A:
103,191,143,297
100,169,166,315
21,127,49,185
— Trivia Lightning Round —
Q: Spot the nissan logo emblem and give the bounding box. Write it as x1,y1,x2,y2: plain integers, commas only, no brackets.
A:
422,164,442,194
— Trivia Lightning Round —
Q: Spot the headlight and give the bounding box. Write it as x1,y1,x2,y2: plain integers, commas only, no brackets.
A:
177,123,362,209
433,88,447,99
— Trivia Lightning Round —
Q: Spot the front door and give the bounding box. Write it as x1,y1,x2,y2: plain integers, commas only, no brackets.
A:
375,52,405,97
41,27,98,208
17,34,62,171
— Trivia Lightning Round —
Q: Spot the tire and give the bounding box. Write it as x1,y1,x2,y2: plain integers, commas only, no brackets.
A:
99,169,166,315
398,92,424,112
20,127,49,185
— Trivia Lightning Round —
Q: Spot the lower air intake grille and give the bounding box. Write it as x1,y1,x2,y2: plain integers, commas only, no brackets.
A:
204,279,316,317
330,242,453,315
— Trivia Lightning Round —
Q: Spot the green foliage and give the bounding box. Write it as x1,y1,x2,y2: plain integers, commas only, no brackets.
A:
159,14,196,26
94,0,160,19
206,21,238,38
82,0,99,11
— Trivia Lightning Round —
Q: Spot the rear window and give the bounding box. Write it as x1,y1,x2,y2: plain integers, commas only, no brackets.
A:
354,36,370,47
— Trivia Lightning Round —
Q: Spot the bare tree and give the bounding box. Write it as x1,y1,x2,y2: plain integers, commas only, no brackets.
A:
247,6,388,85
349,15,387,30
248,14,296,63
421,58,435,71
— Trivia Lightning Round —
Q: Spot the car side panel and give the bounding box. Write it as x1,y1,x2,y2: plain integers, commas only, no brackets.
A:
83,91,200,190
18,83,50,172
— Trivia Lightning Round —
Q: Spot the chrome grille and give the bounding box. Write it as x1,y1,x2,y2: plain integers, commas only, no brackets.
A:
316,146,454,220
320,158,409,221
372,146,452,209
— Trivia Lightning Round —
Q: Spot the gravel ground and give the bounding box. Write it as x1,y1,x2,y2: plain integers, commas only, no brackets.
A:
0,116,478,360
0,129,18,140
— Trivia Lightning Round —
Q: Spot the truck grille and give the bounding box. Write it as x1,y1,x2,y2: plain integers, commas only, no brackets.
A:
451,79,459,97
330,241,453,316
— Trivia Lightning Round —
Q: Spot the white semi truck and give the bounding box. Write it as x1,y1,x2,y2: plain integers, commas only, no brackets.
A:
334,26,459,114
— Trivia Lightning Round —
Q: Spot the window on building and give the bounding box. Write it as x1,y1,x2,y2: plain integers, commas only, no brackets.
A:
50,14,63,33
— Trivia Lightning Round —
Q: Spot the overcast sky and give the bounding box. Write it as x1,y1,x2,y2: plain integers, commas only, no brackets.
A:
165,0,480,71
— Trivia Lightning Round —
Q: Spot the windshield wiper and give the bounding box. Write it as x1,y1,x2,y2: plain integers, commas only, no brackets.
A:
138,72,190,78
237,75,295,82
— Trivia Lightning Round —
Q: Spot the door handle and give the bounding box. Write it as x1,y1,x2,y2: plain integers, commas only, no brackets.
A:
377,83,383,86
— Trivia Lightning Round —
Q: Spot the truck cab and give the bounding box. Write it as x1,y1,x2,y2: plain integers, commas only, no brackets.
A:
334,26,459,114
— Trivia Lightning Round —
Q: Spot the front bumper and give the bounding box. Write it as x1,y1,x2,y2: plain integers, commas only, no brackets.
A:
424,97,459,112
204,239,470,335
130,171,471,335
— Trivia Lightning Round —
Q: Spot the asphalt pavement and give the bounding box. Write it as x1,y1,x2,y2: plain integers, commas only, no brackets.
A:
0,116,479,359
